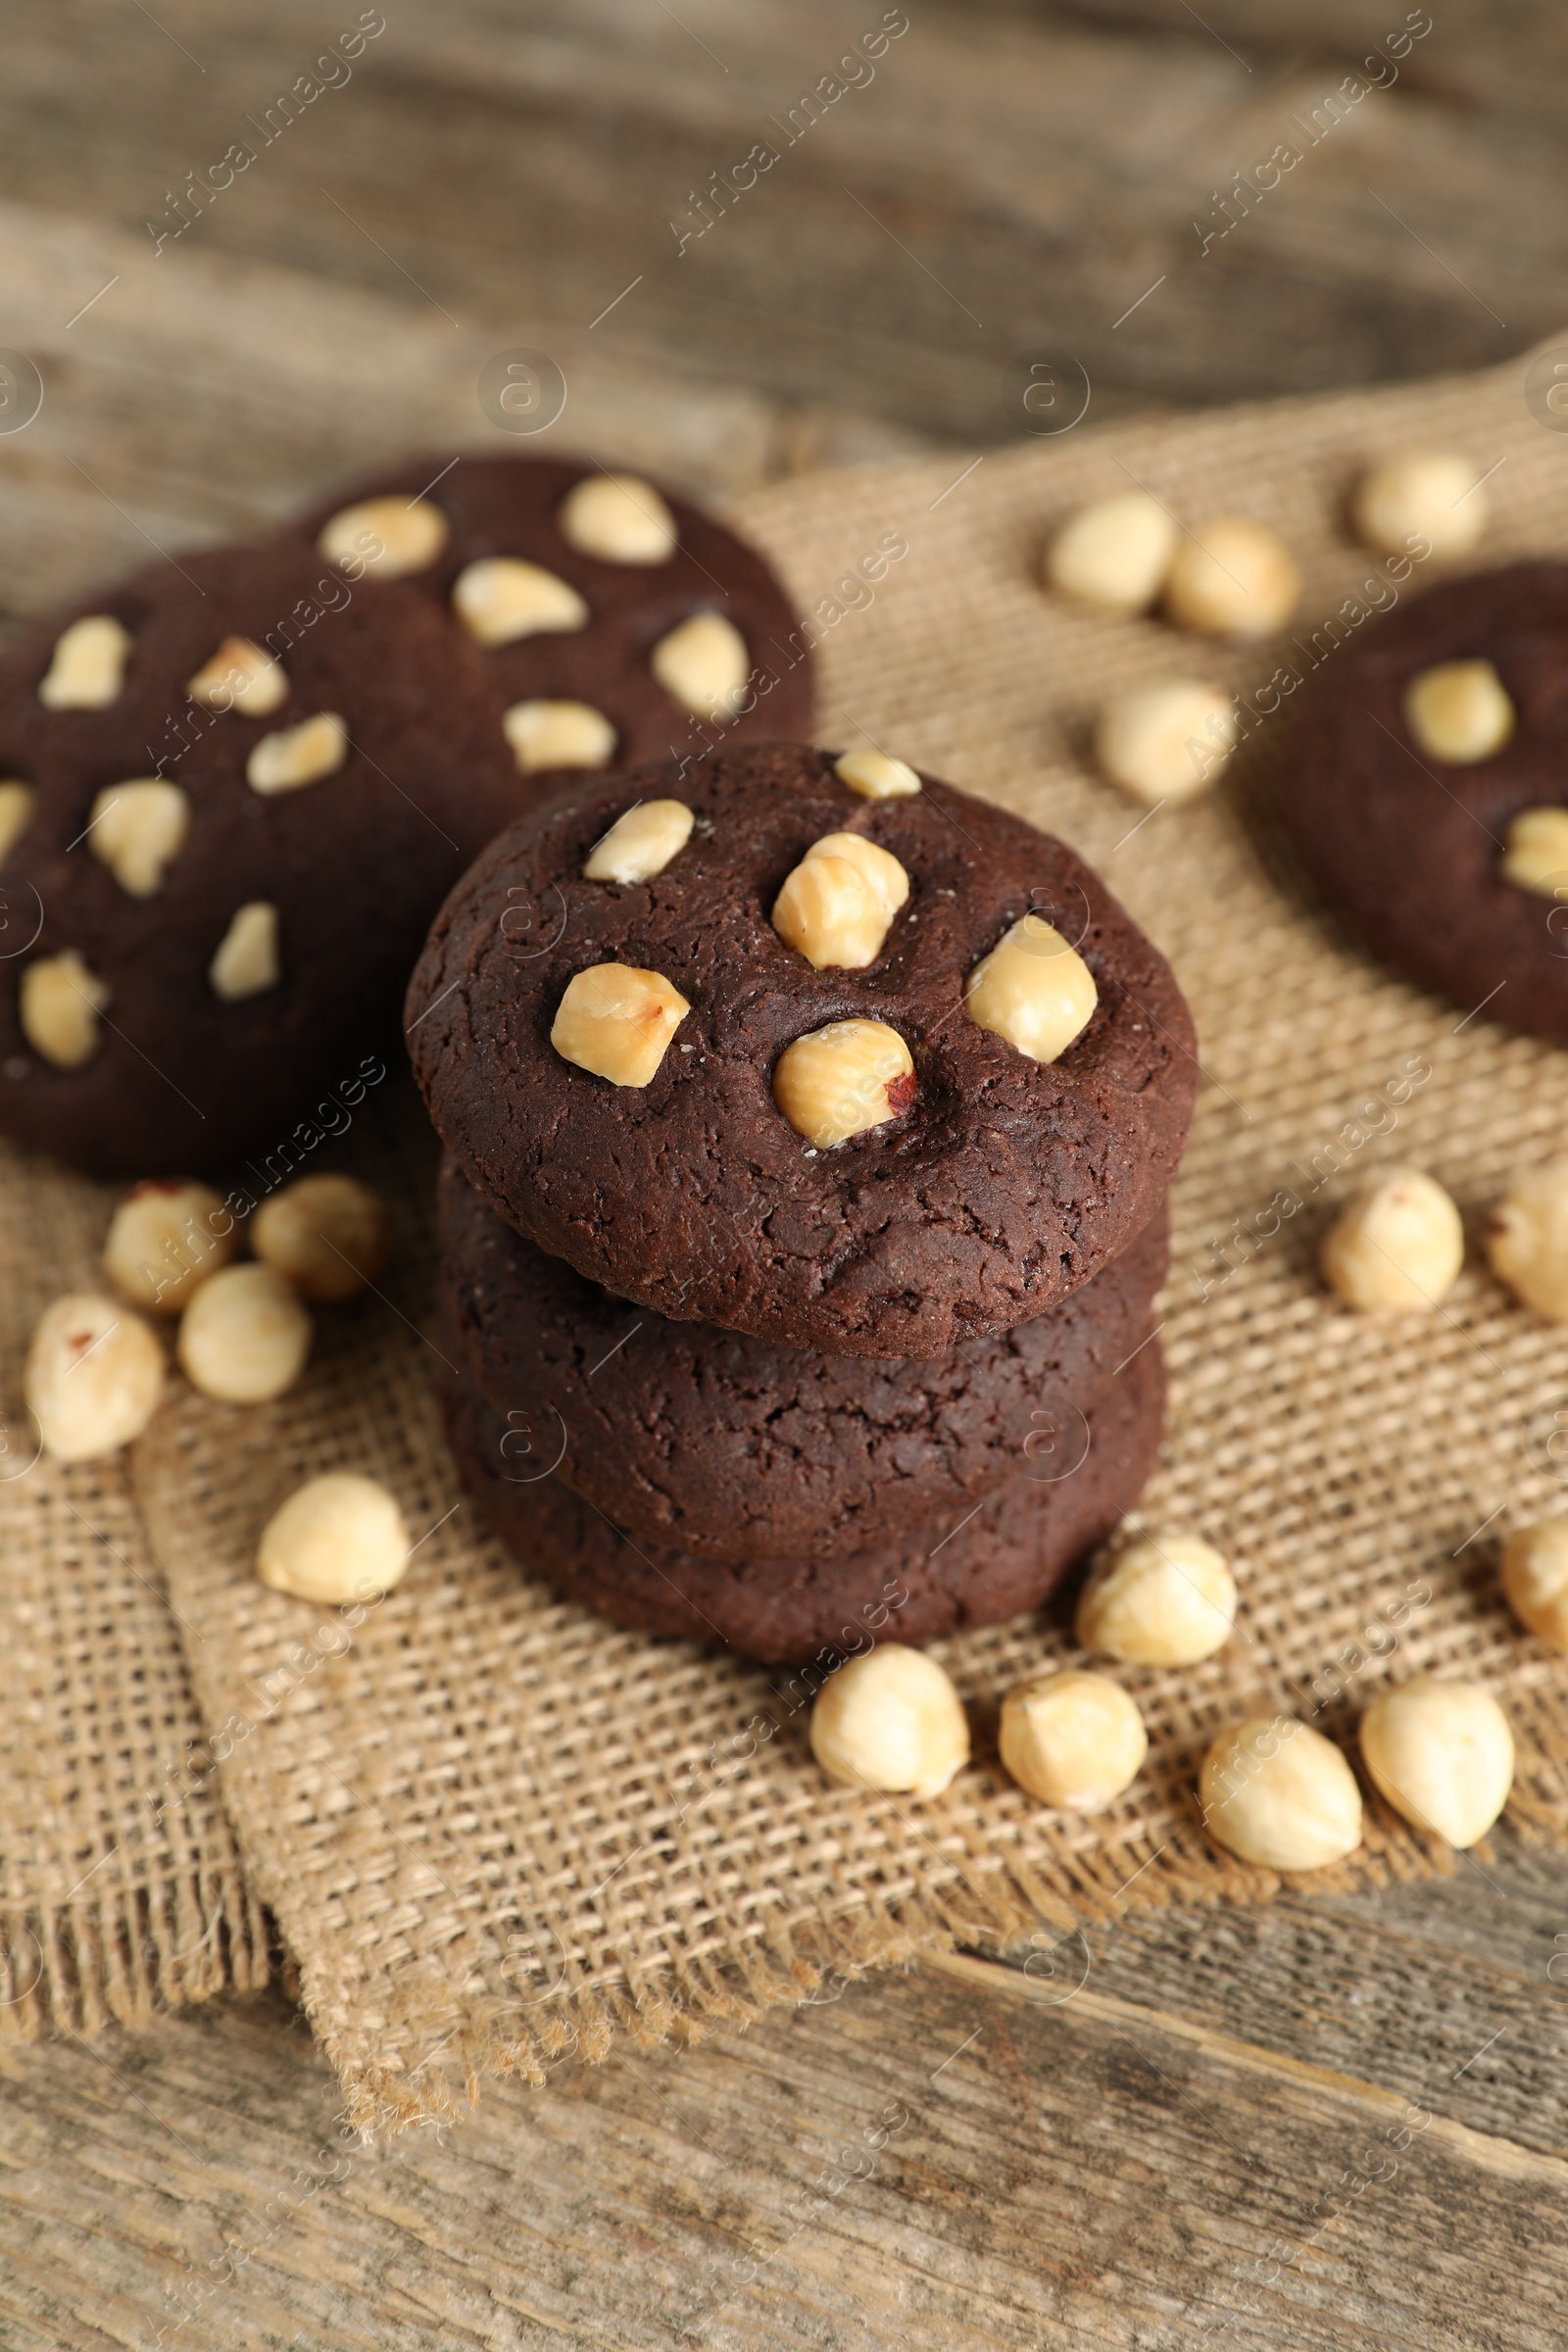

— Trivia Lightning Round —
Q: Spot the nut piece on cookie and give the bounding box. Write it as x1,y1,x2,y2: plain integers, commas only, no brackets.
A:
257,1472,409,1604
1320,1167,1463,1312
0,780,34,864
187,635,288,716
1486,1157,1568,1319
1095,682,1235,806
318,495,449,578
772,1017,915,1148
1499,806,1568,898
1001,1670,1147,1810
88,779,190,898
1164,515,1298,638
253,1173,391,1301
452,558,589,647
1076,1528,1237,1666
771,832,909,970
1351,451,1488,562
105,1179,237,1315
559,472,677,565
1403,659,1514,764
1044,491,1177,615
1499,1519,1568,1650
1359,1679,1513,1848
651,612,750,718
835,748,921,802
178,1262,311,1402
1200,1716,1363,1871
25,1292,164,1461
20,952,109,1068
209,903,281,1001
551,961,691,1087
504,699,616,773
246,711,348,795
583,799,694,884
809,1645,969,1797
964,915,1097,1063
37,614,133,710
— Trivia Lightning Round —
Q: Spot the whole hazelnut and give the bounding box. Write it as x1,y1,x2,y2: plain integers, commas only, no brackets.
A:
1500,1520,1568,1650
178,1264,312,1403
104,1180,237,1315
253,1174,391,1302
1320,1168,1464,1312
1076,1529,1237,1666
1351,451,1488,562
1487,1157,1568,1321
809,1645,969,1797
25,1293,164,1462
257,1473,410,1604
1094,682,1235,807
1359,1680,1513,1848
1044,491,1177,615
1200,1716,1363,1871
999,1670,1147,1810
1164,516,1298,638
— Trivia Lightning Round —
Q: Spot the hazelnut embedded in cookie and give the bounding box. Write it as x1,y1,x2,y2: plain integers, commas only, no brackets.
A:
963,915,1097,1062
187,636,288,715
551,961,690,1086
772,1016,915,1148
318,496,449,577
452,558,588,647
771,832,909,969
37,614,133,710
20,951,109,1067
246,712,348,794
89,779,190,898
1500,806,1568,896
583,800,694,883
559,473,677,565
1403,659,1514,764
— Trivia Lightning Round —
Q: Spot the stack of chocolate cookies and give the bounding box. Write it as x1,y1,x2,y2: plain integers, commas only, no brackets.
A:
414,741,1198,1665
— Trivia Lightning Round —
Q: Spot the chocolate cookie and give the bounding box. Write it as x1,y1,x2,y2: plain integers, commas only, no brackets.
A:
441,1329,1165,1663
438,1151,1167,1559
1279,561,1568,1040
293,454,814,791
408,742,1197,1357
0,540,522,1174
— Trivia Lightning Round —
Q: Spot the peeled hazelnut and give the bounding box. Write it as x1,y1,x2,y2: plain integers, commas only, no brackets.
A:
37,614,133,710
1499,1520,1568,1650
559,472,676,565
452,558,588,647
504,699,616,772
551,961,690,1087
651,612,750,718
246,712,348,795
1359,1679,1513,1848
88,779,189,898
1076,1530,1237,1667
835,749,921,802
1486,1157,1568,1320
772,833,909,969
1095,682,1235,807
809,1644,968,1797
1200,1717,1363,1872
318,496,448,578
104,1180,237,1315
1403,660,1513,764
1000,1670,1147,1810
772,1017,915,1149
1320,1168,1464,1312
25,1292,163,1462
0,780,35,864
963,915,1097,1063
178,1263,312,1402
253,1173,392,1301
209,903,281,1002
20,952,109,1069
583,799,694,884
1164,516,1299,638
1351,451,1488,562
1044,491,1177,614
187,635,288,716
257,1472,409,1605
1499,806,1568,897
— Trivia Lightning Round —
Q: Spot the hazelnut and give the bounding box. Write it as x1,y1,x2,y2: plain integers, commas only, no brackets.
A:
551,961,690,1087
809,1644,968,1797
1320,1168,1464,1312
1359,1679,1513,1848
253,1173,392,1301
503,699,616,773
0,780,35,865
1044,491,1177,614
1499,806,1568,898
1499,1519,1568,1650
177,1263,312,1402
25,1292,164,1462
1486,1157,1568,1320
963,915,1098,1063
318,496,449,578
999,1670,1147,1810
772,1017,915,1149
582,799,694,884
88,779,190,898
1076,1529,1237,1666
835,749,921,802
1351,451,1488,562
1403,660,1513,765
1094,682,1235,807
1164,515,1299,638
257,1472,409,1605
651,612,750,719
1200,1717,1363,1872
246,712,348,795
186,635,288,716
558,472,676,565
209,903,281,1002
104,1179,237,1315
20,952,109,1069
37,614,133,710
771,832,909,970
451,558,588,647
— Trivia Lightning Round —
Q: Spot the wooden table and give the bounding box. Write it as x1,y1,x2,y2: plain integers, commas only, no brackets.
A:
1,5,1566,2343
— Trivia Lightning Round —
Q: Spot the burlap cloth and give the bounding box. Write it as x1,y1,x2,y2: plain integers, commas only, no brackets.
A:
14,341,1568,2120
